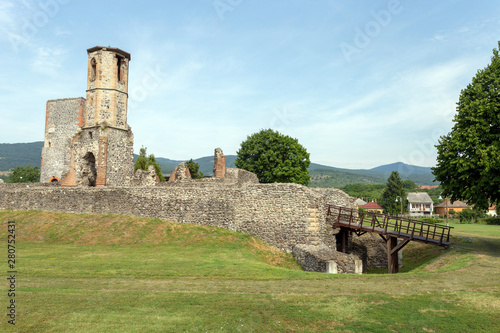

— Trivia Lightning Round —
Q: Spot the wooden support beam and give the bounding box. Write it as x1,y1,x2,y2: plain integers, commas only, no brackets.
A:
387,236,399,273
390,239,410,255
341,229,348,253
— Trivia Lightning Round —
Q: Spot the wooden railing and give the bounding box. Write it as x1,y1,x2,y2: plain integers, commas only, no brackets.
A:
327,205,453,246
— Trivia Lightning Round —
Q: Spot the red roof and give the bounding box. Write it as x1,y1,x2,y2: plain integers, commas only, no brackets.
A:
361,202,383,209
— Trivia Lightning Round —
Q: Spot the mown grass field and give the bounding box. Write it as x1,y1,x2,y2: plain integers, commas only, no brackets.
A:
1,211,499,332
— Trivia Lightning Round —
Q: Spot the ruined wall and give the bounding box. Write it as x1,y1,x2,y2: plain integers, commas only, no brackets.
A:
62,127,134,187
0,182,355,253
40,98,85,183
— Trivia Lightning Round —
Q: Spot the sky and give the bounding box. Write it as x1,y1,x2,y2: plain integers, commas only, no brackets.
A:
0,0,499,169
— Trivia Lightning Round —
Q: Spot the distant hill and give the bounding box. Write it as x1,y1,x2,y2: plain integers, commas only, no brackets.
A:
0,142,43,171
1,142,436,186
370,162,432,175
308,162,436,187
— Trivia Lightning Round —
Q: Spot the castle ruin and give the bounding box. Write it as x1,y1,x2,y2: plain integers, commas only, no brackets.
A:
40,47,134,187
1,46,390,274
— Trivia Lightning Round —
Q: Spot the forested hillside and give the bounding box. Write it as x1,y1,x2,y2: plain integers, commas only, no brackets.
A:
1,142,436,186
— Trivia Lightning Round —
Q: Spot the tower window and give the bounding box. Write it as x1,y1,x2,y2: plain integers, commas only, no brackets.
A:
117,56,124,82
90,58,97,82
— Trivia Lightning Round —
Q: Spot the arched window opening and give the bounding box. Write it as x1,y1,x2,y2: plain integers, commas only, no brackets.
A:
82,152,97,187
117,56,124,82
90,58,97,82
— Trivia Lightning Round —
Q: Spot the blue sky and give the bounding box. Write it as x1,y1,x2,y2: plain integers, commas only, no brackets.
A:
0,0,499,169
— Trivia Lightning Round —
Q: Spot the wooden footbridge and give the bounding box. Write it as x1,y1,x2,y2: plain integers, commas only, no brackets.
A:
327,205,453,273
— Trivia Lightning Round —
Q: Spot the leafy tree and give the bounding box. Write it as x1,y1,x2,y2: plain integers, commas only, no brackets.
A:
341,183,385,201
134,147,165,181
380,171,406,215
403,179,417,191
235,129,310,185
433,42,500,211
186,159,204,179
459,208,486,224
7,166,40,183
134,147,148,172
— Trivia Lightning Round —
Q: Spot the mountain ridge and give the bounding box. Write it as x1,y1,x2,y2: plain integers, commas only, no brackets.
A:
0,142,436,186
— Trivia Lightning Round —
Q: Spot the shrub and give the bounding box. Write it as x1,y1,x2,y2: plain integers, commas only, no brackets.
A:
420,217,444,224
481,217,500,225
459,208,486,224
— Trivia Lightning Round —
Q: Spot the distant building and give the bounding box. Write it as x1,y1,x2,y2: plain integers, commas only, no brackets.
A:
360,201,383,214
434,199,470,215
407,192,433,216
487,204,497,217
419,185,439,190
355,198,367,207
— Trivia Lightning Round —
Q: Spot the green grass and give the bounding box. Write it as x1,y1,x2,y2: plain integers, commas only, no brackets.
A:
1,211,499,332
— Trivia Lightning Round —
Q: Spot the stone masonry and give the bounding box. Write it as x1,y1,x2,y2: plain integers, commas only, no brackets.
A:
0,180,356,254
40,97,85,183
40,46,134,187
213,147,226,178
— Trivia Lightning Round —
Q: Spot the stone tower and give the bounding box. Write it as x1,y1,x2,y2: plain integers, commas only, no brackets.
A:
41,46,134,187
84,46,130,130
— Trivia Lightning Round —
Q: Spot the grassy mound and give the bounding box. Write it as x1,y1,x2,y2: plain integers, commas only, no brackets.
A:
0,210,498,332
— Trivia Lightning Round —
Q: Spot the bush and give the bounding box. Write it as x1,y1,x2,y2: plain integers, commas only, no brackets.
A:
459,208,486,224
420,217,445,224
481,217,500,225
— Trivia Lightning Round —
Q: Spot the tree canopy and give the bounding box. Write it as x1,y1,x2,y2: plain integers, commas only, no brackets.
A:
433,41,500,210
186,159,204,179
234,129,310,185
134,147,165,181
380,171,406,215
7,165,40,183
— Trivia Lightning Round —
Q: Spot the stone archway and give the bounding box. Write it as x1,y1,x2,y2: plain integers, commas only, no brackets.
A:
82,152,97,187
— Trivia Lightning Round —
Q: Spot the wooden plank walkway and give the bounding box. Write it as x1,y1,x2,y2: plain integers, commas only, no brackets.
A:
327,205,453,273
327,205,453,246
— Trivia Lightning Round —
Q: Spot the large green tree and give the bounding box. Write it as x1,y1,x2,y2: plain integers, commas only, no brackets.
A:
380,171,406,215
134,147,165,181
433,42,500,211
235,129,310,185
7,166,40,183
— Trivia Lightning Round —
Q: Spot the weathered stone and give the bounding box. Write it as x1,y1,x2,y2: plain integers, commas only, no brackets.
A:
131,165,158,186
0,181,355,257
213,147,226,178
169,162,192,181
292,243,362,274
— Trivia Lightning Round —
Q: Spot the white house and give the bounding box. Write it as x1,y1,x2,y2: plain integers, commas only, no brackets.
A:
487,205,497,217
407,192,433,217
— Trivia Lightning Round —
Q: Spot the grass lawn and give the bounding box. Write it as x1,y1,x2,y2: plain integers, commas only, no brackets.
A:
1,210,499,332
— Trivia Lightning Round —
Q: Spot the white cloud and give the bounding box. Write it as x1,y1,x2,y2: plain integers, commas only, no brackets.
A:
29,46,67,76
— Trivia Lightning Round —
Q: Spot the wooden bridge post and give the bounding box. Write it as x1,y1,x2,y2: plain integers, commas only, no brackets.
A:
387,236,399,273
337,228,349,253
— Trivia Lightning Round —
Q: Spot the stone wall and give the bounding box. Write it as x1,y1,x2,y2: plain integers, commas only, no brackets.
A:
0,181,355,253
292,244,362,274
40,97,85,183
61,126,134,187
